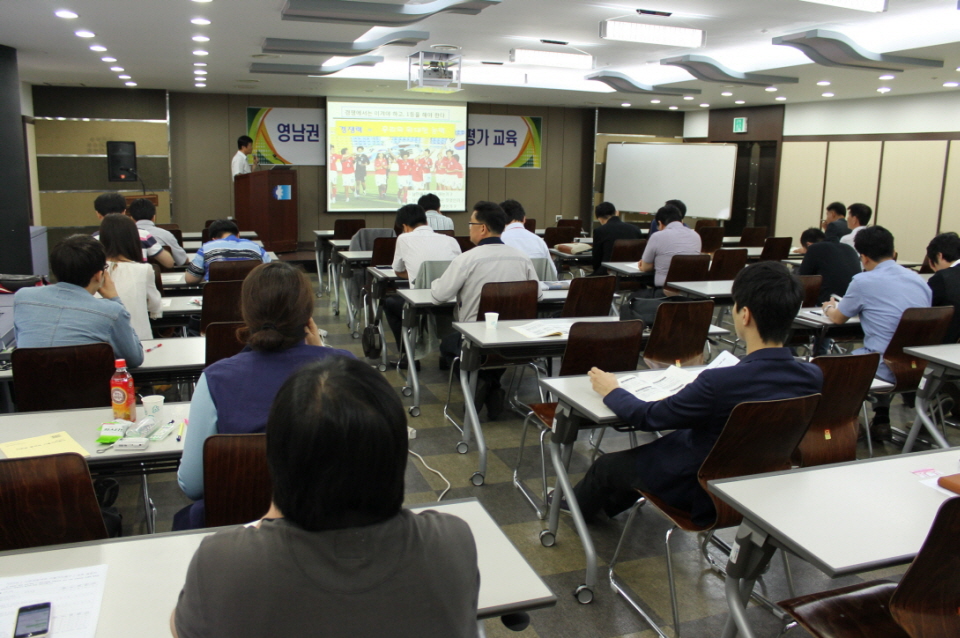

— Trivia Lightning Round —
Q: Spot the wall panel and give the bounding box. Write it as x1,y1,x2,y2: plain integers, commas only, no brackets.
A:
939,141,960,234
40,191,171,228
35,120,168,156
775,142,828,242
823,141,882,211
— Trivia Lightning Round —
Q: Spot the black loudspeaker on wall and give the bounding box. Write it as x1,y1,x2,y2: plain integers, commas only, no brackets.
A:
106,141,137,182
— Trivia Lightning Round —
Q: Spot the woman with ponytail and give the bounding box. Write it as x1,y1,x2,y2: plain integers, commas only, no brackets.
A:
174,262,353,530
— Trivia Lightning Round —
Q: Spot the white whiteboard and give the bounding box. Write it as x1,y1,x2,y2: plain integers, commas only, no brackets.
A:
603,143,737,220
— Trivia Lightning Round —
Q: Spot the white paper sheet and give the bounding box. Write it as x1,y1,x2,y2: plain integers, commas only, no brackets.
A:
618,366,699,402
706,350,740,370
511,321,569,339
0,565,107,638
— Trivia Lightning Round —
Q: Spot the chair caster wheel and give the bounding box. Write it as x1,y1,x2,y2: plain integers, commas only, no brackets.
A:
456,441,469,454
574,585,594,604
409,407,420,417
351,331,360,339
470,472,484,486
377,364,387,372
539,530,555,547
401,386,413,397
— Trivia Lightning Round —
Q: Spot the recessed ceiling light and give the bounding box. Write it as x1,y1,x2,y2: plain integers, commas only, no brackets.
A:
621,102,631,107
600,20,705,48
110,66,123,72
195,83,207,87
509,48,592,70
668,105,678,110
798,0,887,12
721,91,733,96
822,92,835,97
683,95,694,100
765,86,777,92
877,87,891,93
195,69,207,75
944,81,960,88
89,45,107,52
878,74,895,80
191,18,211,25
192,0,212,3
775,96,787,101
118,75,131,79
192,35,210,42
125,81,137,86
55,10,79,19
650,99,661,104
817,80,831,86
193,50,209,56
101,56,117,62
194,62,207,67
700,103,710,107
734,100,745,104
75,30,95,38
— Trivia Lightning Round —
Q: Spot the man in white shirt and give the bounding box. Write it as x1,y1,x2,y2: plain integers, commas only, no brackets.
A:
383,204,461,365
231,135,257,180
841,203,872,248
499,199,558,280
418,193,455,231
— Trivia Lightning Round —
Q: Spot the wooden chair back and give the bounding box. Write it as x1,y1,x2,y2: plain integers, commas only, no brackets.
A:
799,275,823,307
883,306,955,393
795,353,880,467
203,434,272,527
557,219,582,232
709,248,747,281
333,219,366,240
694,219,718,230
157,223,180,231
609,239,647,262
208,259,260,282
151,262,165,297
559,320,644,376
371,236,398,267
455,236,475,252
12,343,114,412
739,226,768,247
476,280,538,321
200,280,244,333
889,496,960,637
204,219,217,228
524,218,536,232
644,300,715,369
436,229,455,237
205,322,245,366
561,276,616,318
169,228,184,248
697,226,725,254
543,226,577,249
663,254,711,294
919,256,935,274
201,227,210,243
759,237,793,262
0,453,107,551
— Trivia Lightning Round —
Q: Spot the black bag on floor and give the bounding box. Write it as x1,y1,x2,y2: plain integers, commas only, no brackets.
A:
361,324,382,359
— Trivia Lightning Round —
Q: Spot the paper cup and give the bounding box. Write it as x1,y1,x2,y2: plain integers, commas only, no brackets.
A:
141,395,164,421
485,312,499,330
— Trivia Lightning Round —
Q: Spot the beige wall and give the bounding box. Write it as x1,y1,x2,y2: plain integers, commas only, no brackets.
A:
774,142,827,242
939,140,960,234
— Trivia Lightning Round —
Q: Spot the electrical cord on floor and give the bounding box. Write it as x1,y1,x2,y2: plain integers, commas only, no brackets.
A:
408,450,451,501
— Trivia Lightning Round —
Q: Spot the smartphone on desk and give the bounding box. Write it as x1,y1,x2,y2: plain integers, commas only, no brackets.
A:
14,602,51,638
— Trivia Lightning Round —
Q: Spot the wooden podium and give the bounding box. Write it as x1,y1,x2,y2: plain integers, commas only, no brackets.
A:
233,169,298,253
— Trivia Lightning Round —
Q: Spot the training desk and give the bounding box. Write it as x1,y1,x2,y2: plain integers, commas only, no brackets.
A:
549,248,592,278
182,239,264,251
600,261,655,293
158,296,202,316
181,231,257,241
901,344,960,453
335,250,374,337
710,449,960,638
0,498,556,637
311,229,335,294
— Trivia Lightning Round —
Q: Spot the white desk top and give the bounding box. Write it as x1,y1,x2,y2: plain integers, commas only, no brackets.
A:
160,272,194,288
181,231,257,241
398,288,569,307
159,296,201,315
313,229,335,238
903,343,960,370
745,247,763,258
338,250,373,262
666,280,733,299
722,236,741,245
0,402,189,463
330,239,351,249
793,308,861,327
367,266,403,281
711,449,960,577
0,498,555,636
575,237,593,244
601,261,643,276
456,316,620,348
549,248,592,261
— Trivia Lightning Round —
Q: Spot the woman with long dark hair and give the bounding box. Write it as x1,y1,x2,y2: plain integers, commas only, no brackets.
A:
97,213,161,340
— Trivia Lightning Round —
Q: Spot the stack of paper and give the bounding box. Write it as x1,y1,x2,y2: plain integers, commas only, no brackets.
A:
511,321,570,339
0,566,107,638
618,352,739,402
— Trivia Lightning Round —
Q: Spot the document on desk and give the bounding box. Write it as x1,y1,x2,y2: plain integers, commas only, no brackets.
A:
0,565,107,638
512,321,570,339
0,431,90,459
619,366,699,402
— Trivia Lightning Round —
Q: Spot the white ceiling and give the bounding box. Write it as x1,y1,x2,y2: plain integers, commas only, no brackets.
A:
3,0,960,111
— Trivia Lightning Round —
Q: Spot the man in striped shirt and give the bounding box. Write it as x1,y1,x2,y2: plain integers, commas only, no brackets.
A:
185,219,270,283
93,192,174,268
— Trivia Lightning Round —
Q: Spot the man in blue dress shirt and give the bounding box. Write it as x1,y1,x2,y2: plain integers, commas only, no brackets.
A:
573,262,823,527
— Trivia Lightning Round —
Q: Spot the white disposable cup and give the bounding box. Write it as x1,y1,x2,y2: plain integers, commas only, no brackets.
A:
141,395,164,422
485,312,499,330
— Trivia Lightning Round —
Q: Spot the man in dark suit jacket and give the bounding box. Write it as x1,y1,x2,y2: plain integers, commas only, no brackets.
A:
797,227,862,304
573,262,823,526
822,201,851,241
591,201,644,276
926,232,960,344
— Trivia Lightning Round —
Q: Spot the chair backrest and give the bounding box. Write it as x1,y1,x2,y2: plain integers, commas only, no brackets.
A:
151,262,165,297
884,306,955,393
201,227,210,243
708,248,748,281
796,353,880,467
561,276,616,318
157,223,180,231
699,394,821,529
557,219,582,232
609,239,647,262
919,256,935,274
371,236,398,267
205,321,245,366
663,254,711,293
476,280,539,321
0,453,107,551
349,227,395,251
697,226,725,254
204,219,217,228
12,343,114,412
739,226,768,247
559,320,644,376
203,434,272,527
436,229,455,237
200,280,244,333
543,226,577,249
169,228,184,248
523,218,536,232
333,219,366,240
455,236,475,252
694,219,718,230
644,300,715,369
530,258,553,282
889,496,960,638
412,260,453,289
208,259,260,282
798,275,822,308
759,236,792,262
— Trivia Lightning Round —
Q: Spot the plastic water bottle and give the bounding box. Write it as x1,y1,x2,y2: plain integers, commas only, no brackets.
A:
111,359,136,421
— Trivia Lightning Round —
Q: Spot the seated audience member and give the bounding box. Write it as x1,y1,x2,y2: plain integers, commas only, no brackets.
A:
92,192,174,268
128,197,188,266
639,204,702,291
822,201,851,241
797,227,862,304
98,213,162,340
500,199,557,279
648,198,687,237
176,262,353,529
185,219,270,284
591,201,643,276
573,262,822,525
384,204,461,366
841,203,872,248
926,232,960,344
419,193,455,231
821,226,931,441
14,234,144,366
172,356,480,638
431,201,539,418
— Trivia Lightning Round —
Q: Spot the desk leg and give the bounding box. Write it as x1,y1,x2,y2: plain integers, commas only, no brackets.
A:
902,365,950,453
140,468,156,534
331,260,341,315
401,324,420,417
458,350,486,486
314,238,324,296
718,520,777,638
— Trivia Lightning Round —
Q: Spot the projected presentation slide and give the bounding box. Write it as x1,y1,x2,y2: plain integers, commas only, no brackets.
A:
327,100,467,213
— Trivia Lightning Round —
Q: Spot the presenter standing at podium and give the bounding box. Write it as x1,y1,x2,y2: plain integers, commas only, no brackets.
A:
232,135,258,180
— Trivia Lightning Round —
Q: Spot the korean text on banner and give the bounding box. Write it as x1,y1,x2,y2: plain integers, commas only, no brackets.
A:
247,107,326,166
466,115,541,169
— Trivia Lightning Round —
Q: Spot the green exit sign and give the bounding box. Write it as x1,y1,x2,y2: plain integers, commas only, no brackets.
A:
733,117,748,133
